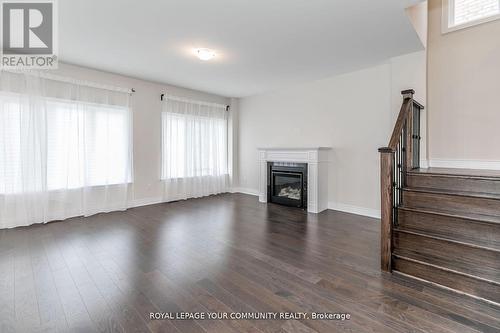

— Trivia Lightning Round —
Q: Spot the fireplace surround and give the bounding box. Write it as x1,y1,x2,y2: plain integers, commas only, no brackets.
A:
258,147,331,213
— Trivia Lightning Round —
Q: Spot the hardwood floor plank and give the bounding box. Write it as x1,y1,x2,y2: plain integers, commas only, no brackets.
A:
0,230,16,333
196,278,280,333
59,222,154,333
30,229,69,332
147,270,239,333
1,193,500,333
51,265,96,331
13,230,41,331
211,236,479,333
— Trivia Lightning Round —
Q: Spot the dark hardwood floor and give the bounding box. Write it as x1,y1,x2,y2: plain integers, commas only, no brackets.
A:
1,193,500,333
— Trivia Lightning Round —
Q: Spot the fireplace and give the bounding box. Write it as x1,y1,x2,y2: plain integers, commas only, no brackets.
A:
259,148,330,213
267,162,307,209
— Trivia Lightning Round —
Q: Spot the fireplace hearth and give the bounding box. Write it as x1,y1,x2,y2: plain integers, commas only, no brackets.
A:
267,162,307,208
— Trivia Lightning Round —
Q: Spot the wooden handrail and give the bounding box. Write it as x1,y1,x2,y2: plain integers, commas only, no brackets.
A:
388,98,412,150
381,89,416,152
378,89,423,272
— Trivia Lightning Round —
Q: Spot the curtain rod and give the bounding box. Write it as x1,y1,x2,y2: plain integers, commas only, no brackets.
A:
1,69,135,94
160,93,229,110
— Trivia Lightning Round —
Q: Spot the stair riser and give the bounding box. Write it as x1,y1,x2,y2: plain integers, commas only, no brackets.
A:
403,190,500,216
407,174,500,194
393,257,500,304
397,209,500,251
393,231,500,283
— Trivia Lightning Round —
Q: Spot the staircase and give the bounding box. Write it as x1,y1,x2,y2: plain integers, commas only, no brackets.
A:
379,91,500,305
394,168,500,303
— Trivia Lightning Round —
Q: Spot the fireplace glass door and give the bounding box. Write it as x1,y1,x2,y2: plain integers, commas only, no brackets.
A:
273,172,302,201
268,162,307,209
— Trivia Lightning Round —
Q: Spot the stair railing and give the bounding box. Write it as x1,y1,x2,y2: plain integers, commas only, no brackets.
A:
378,89,424,272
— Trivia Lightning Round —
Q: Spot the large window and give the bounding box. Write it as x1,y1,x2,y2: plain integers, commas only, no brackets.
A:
444,0,500,32
0,71,133,228
0,93,132,194
161,96,228,180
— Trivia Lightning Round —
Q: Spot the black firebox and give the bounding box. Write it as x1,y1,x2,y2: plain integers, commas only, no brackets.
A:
267,162,307,209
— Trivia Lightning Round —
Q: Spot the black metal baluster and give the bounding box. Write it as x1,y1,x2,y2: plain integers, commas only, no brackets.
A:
393,143,398,226
412,103,421,169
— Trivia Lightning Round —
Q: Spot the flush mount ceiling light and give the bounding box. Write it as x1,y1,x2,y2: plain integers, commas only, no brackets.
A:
195,48,216,61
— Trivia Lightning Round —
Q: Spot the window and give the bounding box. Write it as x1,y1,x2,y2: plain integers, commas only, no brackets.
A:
443,0,500,32
0,71,133,228
161,97,228,180
0,92,132,194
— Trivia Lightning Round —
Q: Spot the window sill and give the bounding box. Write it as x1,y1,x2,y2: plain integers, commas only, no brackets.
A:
442,11,500,34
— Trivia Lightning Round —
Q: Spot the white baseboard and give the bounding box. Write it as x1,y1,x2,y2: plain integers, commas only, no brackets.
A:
419,159,429,168
130,190,240,208
230,187,259,196
230,189,380,219
328,202,381,219
429,159,500,170
130,197,163,208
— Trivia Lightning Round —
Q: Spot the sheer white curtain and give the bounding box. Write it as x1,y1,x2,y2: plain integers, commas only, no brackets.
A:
0,71,133,228
161,95,228,201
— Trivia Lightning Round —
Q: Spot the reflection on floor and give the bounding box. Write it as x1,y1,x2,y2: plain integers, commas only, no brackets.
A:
0,193,499,332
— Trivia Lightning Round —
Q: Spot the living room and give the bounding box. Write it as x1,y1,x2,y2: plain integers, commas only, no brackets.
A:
1,0,499,332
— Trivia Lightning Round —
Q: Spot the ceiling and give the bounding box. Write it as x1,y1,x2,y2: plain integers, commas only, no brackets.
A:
59,0,424,98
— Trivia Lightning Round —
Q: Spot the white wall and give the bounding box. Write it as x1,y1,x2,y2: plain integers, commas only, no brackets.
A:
52,62,230,206
390,51,428,164
236,51,426,217
406,1,428,48
428,0,500,168
53,49,425,217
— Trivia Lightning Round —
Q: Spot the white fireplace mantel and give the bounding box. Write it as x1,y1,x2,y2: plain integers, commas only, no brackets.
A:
258,147,331,213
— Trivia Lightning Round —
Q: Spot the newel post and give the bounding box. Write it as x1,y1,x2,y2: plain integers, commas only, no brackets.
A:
378,147,394,272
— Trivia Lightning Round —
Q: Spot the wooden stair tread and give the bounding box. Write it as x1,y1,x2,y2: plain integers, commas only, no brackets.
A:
392,253,500,286
403,186,500,200
393,230,500,284
393,227,500,253
392,256,500,306
394,226,500,252
408,167,500,180
398,206,500,225
392,270,500,309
